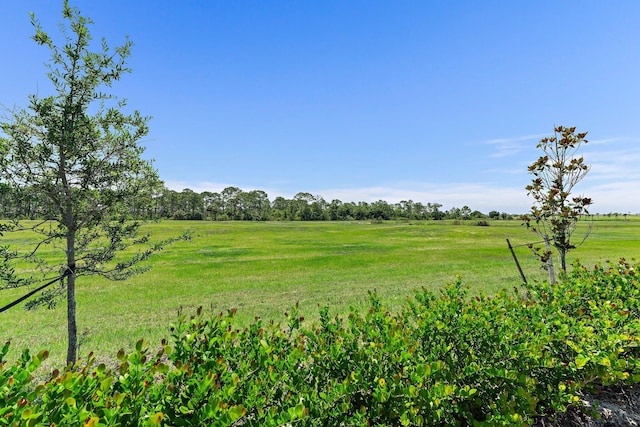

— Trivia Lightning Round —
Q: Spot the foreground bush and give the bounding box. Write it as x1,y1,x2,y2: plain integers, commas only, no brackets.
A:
1,260,640,426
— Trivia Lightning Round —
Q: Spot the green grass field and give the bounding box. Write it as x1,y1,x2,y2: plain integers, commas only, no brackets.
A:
1,218,639,368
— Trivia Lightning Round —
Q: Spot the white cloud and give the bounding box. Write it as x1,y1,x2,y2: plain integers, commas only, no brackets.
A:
485,133,546,158
583,181,640,214
163,137,640,214
587,136,640,146
587,137,626,145
585,146,640,182
310,183,531,213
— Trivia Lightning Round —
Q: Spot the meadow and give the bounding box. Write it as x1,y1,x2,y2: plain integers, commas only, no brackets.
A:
1,217,638,368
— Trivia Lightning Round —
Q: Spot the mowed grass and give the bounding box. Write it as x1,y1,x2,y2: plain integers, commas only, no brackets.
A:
1,218,639,368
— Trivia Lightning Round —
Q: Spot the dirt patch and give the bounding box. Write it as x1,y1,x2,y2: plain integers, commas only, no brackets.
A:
534,385,640,427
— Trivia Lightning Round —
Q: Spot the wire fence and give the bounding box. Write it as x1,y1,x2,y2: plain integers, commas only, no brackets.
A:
0,267,73,313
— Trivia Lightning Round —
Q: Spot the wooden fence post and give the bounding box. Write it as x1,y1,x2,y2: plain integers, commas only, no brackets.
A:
506,239,527,284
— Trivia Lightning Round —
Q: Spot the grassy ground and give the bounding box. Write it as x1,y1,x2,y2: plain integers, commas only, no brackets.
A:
1,217,638,368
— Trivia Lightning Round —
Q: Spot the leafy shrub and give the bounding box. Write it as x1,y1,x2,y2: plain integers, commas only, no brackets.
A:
1,260,640,425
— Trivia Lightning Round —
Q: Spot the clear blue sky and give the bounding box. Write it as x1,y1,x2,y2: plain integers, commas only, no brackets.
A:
2,1,640,214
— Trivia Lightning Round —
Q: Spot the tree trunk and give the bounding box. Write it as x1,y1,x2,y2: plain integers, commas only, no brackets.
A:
66,270,77,365
66,230,77,365
544,235,556,285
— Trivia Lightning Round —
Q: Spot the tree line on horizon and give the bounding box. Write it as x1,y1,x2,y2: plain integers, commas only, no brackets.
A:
0,184,515,222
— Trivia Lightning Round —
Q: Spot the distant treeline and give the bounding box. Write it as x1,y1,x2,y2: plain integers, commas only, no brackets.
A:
0,184,516,221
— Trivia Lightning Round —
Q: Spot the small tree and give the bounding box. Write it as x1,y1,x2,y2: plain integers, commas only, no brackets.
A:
522,126,592,283
0,2,185,364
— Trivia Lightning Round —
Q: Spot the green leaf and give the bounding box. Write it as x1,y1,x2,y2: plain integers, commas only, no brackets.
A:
293,403,305,419
66,396,77,408
100,377,113,392
228,405,246,422
575,355,589,369
599,357,611,367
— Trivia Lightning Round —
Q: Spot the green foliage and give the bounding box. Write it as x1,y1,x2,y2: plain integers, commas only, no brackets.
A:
0,223,32,291
2,260,640,425
0,1,187,364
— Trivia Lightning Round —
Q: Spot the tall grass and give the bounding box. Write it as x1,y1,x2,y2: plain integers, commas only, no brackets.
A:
1,218,638,368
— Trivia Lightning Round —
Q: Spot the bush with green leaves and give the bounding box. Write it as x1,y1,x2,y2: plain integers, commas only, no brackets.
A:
1,259,639,426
